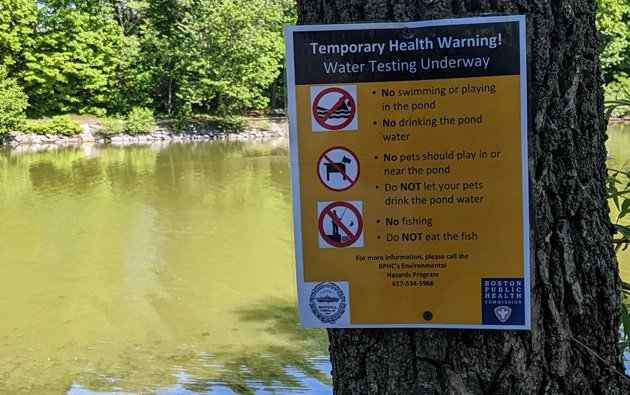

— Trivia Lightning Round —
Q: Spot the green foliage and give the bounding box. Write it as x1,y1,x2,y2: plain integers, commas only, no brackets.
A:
22,120,48,135
99,108,155,135
20,1,122,116
597,0,630,79
144,0,294,115
49,116,83,135
108,18,153,113
99,117,126,135
171,117,191,132
217,115,247,132
0,66,29,133
607,169,630,253
0,0,37,70
605,93,630,358
0,0,298,118
196,0,294,113
605,95,630,254
605,73,630,117
171,102,193,131
22,116,82,135
124,107,155,134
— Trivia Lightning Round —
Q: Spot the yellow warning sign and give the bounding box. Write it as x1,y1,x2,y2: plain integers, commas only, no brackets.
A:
286,16,530,329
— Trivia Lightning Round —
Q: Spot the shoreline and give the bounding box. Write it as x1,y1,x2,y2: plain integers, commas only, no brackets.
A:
0,118,289,150
2,115,626,151
609,116,630,124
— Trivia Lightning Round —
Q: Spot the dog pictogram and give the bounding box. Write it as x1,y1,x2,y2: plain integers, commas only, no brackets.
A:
317,147,360,192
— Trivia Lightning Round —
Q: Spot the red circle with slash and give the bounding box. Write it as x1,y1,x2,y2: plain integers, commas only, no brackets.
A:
312,87,356,130
318,201,363,248
317,146,360,192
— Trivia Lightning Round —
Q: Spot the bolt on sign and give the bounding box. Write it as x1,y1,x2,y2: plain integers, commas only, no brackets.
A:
286,16,530,329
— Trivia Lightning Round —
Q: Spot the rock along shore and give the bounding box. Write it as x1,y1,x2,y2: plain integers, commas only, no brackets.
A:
0,118,288,149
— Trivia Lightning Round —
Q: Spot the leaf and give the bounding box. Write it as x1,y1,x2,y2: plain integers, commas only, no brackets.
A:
613,191,621,210
607,175,623,184
614,223,630,236
618,198,630,221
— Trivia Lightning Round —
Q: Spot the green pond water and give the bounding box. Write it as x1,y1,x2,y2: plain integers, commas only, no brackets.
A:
606,123,630,282
0,139,331,394
1,124,629,394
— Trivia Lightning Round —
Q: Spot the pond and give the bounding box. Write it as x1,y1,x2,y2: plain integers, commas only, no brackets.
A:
606,123,630,282
0,140,332,394
1,123,629,393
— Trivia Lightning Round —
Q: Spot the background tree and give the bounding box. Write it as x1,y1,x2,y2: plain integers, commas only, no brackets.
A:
107,0,153,114
597,0,630,112
20,0,121,116
0,0,37,73
144,0,292,116
0,66,29,134
597,0,630,80
297,1,629,393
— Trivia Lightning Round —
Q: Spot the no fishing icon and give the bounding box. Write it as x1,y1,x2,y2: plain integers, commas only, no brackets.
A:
311,86,358,131
317,201,364,248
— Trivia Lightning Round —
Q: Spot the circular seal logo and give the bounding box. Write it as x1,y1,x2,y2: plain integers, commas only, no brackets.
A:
309,282,346,324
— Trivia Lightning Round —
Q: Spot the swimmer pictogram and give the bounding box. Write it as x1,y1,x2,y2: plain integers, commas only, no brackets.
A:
311,86,358,131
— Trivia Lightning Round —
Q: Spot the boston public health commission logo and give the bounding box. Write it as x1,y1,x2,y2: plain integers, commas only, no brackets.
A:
309,282,346,324
481,278,525,325
494,305,513,323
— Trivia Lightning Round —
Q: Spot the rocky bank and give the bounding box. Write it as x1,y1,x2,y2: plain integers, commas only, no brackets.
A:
0,118,288,149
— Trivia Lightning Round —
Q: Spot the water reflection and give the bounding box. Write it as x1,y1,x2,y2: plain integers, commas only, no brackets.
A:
162,299,331,394
0,140,331,394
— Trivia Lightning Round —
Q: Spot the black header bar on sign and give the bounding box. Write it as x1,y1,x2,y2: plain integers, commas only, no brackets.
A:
292,21,521,85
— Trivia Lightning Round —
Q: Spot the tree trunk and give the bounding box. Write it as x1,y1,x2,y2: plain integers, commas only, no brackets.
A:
297,1,628,393
270,77,278,109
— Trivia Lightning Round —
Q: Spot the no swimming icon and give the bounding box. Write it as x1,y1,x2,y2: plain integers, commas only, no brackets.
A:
311,86,358,131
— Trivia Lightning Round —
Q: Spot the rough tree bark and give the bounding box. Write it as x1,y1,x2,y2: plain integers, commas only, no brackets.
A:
297,1,628,393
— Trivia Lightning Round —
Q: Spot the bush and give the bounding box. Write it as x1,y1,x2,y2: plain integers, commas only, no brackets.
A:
99,117,125,135
0,66,29,134
172,103,192,132
605,73,630,117
23,120,48,135
171,117,191,132
217,115,247,132
49,115,82,135
22,116,82,135
98,109,155,136
125,107,155,134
